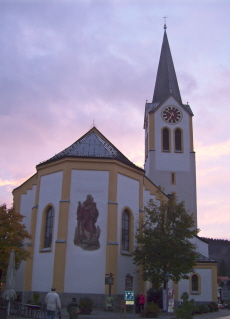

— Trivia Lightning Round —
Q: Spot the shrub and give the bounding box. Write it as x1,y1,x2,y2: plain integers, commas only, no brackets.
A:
193,305,201,315
79,297,93,315
32,292,40,305
195,304,205,314
208,303,215,312
141,301,159,318
193,303,217,315
202,305,209,313
147,288,163,309
173,292,194,319
210,302,218,311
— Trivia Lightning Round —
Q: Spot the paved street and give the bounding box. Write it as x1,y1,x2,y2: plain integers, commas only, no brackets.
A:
8,307,230,319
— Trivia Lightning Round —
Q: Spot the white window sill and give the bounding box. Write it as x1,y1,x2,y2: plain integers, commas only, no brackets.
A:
40,248,51,252
121,250,132,256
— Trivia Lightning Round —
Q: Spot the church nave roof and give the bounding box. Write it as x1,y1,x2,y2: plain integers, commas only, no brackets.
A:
37,126,143,171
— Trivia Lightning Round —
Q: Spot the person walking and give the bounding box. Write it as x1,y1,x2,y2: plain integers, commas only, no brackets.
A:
139,292,145,313
45,287,61,319
135,294,140,313
67,297,81,319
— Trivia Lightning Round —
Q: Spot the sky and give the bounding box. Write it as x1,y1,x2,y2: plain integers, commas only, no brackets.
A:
1,0,230,240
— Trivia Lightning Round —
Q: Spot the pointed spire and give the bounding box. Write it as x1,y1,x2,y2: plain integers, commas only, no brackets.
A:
152,29,182,104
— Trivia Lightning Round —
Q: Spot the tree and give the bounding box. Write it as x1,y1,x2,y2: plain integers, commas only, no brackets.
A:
133,198,199,289
218,259,229,276
0,204,31,282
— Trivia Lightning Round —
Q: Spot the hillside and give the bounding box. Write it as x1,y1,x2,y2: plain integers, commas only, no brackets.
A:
201,237,230,275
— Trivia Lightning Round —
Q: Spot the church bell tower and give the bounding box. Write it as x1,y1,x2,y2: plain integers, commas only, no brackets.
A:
144,25,197,228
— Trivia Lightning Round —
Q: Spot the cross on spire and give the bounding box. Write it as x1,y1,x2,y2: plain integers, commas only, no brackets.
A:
163,16,167,30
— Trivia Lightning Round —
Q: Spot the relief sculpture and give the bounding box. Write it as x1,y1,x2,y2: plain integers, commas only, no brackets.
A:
74,194,101,251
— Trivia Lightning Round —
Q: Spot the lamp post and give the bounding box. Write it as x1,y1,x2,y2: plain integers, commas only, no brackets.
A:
163,272,171,312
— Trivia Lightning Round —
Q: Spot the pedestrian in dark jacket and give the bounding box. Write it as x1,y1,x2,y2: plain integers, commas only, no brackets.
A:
67,298,80,319
135,294,140,313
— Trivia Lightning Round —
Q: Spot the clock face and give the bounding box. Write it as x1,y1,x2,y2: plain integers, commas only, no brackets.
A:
162,106,182,124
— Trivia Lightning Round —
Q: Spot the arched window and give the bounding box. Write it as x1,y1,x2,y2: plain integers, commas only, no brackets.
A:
175,128,182,151
163,128,170,151
44,207,54,248
192,274,198,292
122,210,129,251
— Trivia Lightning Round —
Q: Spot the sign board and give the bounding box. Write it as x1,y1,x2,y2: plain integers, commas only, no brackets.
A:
105,273,114,285
222,288,230,301
125,274,133,291
106,297,113,307
124,291,134,302
121,300,126,308
105,276,114,285
120,300,126,318
167,288,174,313
124,290,134,305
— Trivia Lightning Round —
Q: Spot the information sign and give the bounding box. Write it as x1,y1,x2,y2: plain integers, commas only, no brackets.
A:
124,291,134,301
105,276,114,285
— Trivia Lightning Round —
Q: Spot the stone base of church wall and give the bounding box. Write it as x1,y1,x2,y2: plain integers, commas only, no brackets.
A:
19,291,125,309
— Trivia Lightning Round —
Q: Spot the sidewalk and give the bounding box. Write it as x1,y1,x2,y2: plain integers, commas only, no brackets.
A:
9,308,230,319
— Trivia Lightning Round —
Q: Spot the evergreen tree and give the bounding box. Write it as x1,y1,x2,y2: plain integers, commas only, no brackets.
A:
218,259,229,276
133,198,199,288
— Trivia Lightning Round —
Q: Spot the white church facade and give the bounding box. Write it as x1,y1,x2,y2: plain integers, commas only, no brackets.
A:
12,27,217,307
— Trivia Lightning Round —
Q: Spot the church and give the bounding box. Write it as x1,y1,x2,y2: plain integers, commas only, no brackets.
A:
13,25,217,307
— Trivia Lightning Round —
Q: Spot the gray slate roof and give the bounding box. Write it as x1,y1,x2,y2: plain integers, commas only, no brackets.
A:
37,127,143,170
152,30,182,104
196,253,217,263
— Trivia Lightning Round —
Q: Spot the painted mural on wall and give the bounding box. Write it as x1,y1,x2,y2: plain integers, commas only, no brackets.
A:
74,194,101,251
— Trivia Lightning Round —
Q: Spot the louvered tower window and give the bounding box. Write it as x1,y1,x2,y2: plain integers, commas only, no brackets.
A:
163,128,170,151
175,128,182,151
